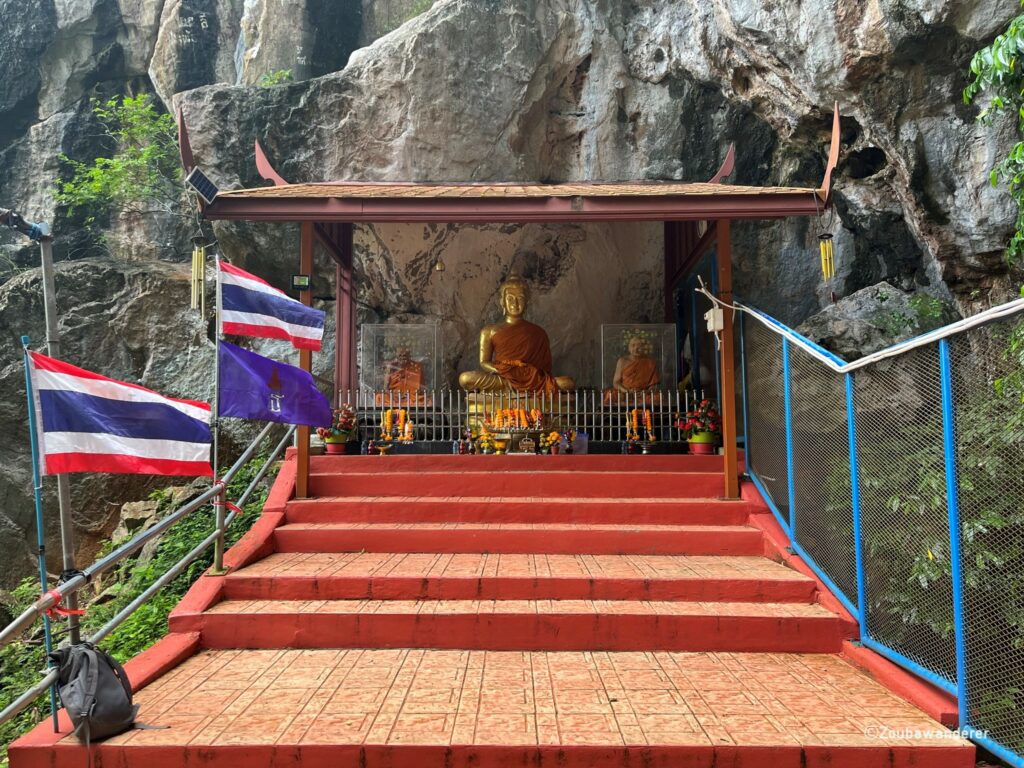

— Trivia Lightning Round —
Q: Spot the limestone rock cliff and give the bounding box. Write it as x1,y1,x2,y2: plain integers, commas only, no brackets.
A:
0,0,1021,588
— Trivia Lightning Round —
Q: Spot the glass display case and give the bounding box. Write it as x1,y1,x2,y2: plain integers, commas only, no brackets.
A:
359,324,441,398
600,323,677,394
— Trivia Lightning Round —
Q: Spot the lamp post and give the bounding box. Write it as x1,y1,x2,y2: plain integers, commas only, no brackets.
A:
2,207,80,645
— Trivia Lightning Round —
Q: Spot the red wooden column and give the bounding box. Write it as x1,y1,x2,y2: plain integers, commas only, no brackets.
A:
296,222,314,498
716,219,740,499
333,223,355,402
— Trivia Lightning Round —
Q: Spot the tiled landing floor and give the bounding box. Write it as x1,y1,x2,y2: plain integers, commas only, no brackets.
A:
235,552,812,582
97,649,969,748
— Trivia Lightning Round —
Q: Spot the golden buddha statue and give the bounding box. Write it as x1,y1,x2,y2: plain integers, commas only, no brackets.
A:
458,274,575,392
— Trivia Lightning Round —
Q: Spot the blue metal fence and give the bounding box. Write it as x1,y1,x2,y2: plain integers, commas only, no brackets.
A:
739,300,1024,768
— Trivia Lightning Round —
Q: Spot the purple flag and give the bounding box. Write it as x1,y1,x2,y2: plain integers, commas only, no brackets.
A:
218,341,332,428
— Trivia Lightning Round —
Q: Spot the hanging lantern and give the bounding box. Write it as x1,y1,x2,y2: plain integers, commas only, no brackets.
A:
190,238,206,312
818,233,835,280
434,257,445,272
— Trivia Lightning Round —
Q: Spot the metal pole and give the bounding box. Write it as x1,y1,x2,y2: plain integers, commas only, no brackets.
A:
37,236,80,645
845,372,868,641
212,248,226,573
21,336,59,731
938,339,969,727
782,338,796,533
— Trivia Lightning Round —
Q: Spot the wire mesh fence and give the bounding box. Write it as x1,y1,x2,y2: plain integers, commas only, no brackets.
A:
950,319,1024,756
743,319,790,518
854,346,957,685
742,300,1024,764
789,343,857,609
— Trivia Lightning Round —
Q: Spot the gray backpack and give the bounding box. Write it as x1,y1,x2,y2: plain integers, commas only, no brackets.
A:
49,642,138,743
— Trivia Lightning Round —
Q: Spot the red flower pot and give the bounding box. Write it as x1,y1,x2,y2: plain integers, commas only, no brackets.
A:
688,441,716,455
325,442,348,455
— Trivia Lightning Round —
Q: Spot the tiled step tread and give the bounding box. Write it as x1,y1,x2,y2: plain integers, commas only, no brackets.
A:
293,495,736,504
231,552,812,582
277,522,756,533
205,599,834,618
97,648,972,755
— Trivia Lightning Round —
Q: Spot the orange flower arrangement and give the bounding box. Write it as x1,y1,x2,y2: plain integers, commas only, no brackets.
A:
628,408,656,442
489,407,543,431
381,409,414,442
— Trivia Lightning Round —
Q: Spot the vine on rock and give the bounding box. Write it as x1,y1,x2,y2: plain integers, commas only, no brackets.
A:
965,1,1024,266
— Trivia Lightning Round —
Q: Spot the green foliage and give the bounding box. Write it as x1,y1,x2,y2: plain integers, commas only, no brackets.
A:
55,94,181,226
406,0,435,18
0,454,282,766
381,0,435,34
857,320,1024,748
964,3,1024,264
258,69,294,87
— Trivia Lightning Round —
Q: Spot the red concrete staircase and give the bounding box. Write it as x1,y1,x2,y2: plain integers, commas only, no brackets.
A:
10,453,975,767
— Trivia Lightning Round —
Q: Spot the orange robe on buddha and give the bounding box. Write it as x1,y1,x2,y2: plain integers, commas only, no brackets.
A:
490,321,559,393
620,356,659,390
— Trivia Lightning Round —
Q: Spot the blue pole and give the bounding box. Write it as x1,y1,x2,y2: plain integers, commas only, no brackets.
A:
845,372,868,641
782,338,797,532
938,339,969,728
739,312,751,473
21,336,59,731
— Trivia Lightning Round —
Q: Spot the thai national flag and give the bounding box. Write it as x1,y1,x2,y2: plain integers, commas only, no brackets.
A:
27,352,213,477
218,262,325,351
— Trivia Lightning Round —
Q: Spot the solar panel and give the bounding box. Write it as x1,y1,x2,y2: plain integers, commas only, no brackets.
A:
185,167,220,204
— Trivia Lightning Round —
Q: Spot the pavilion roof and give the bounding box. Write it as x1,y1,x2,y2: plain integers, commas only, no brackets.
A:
182,105,840,224
202,180,826,223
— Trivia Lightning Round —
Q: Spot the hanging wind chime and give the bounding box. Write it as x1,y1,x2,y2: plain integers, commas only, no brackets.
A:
814,194,837,298
818,232,835,280
190,237,206,313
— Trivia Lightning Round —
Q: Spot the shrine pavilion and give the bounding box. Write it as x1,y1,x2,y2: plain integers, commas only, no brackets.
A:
178,106,842,501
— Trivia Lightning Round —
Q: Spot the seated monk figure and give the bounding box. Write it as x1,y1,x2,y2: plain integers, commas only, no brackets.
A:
385,347,424,393
458,274,575,392
613,336,660,392
603,335,660,404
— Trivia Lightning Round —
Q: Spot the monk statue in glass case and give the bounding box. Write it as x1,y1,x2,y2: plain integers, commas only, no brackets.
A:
385,347,424,394
613,335,660,392
603,334,660,404
458,274,575,393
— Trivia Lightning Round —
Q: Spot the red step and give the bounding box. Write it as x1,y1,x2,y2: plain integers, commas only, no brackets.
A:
223,552,818,603
308,471,724,498
312,453,733,473
174,599,848,653
285,496,753,525
272,523,763,556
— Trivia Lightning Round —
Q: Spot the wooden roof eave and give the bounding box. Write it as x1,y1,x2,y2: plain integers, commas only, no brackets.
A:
201,190,824,223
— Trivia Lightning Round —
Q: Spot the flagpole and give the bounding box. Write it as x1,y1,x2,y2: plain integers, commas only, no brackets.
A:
21,336,60,732
212,249,226,572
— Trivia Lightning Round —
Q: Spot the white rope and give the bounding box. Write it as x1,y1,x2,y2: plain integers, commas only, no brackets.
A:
693,281,1024,374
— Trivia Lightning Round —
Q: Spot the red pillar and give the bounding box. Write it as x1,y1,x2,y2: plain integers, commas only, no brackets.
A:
717,219,740,499
333,223,355,402
296,222,314,499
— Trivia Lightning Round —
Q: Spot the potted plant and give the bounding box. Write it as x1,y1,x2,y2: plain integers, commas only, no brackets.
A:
678,399,721,455
477,432,496,455
539,431,561,454
317,404,358,454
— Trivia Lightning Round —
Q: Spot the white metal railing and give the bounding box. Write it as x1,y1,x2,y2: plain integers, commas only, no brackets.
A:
338,388,706,445
0,424,295,729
